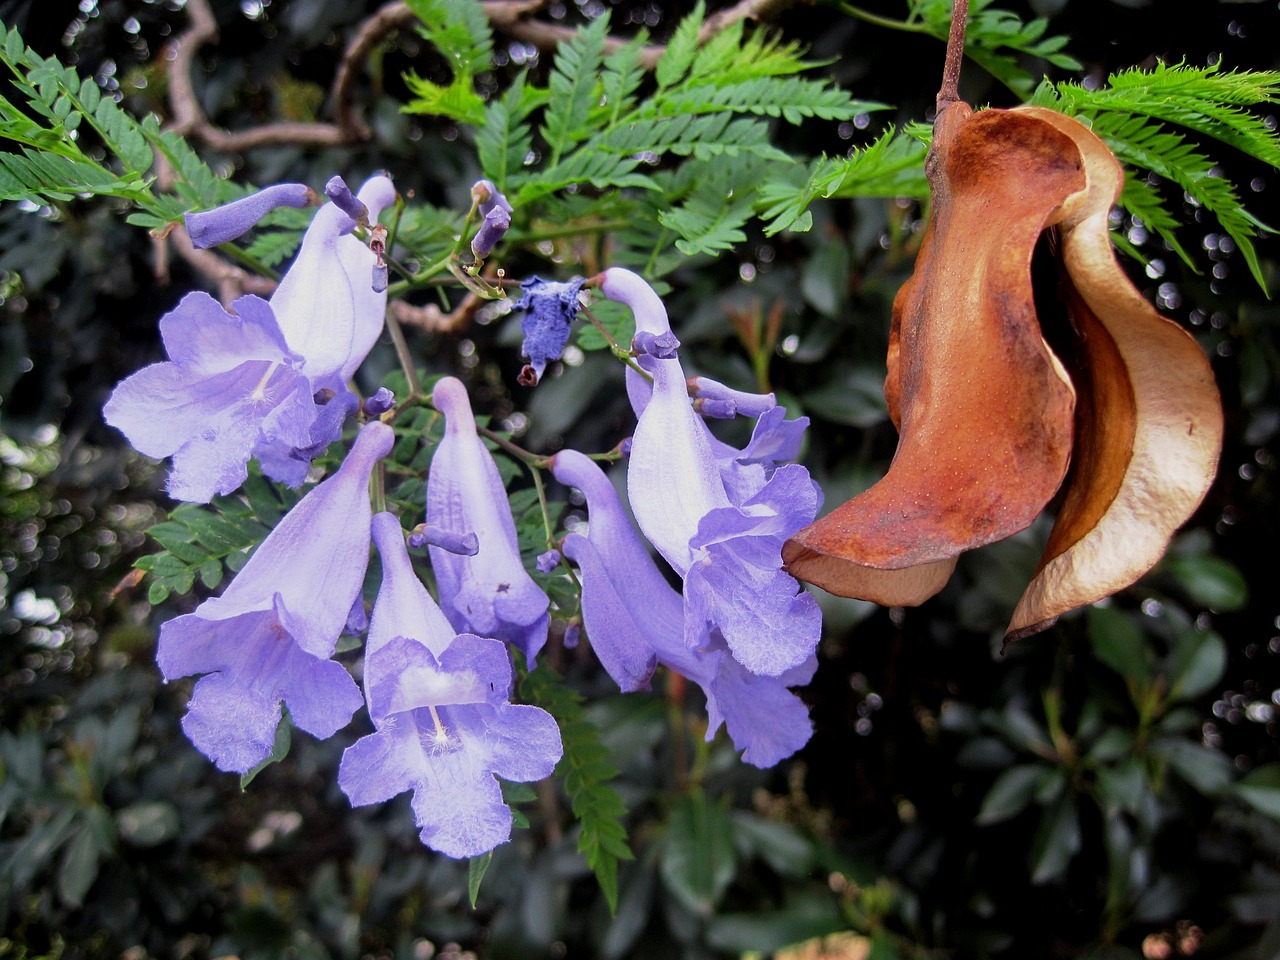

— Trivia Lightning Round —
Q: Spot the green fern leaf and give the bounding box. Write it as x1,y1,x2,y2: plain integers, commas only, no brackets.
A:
541,14,610,166
404,0,493,75
401,70,487,125
476,74,546,193
520,663,633,915
758,128,929,235
655,0,704,89
600,32,648,126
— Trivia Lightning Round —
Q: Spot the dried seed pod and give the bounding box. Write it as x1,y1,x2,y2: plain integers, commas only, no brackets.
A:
783,103,1084,605
1005,107,1224,640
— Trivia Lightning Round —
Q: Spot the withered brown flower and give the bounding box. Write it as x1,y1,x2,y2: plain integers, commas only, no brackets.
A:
781,102,1223,641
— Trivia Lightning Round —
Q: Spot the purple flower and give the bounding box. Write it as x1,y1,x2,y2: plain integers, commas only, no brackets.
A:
601,267,822,678
338,513,562,858
426,377,550,663
103,292,318,502
184,183,316,249
271,174,397,390
551,450,814,767
470,179,512,260
513,276,585,386
156,421,393,773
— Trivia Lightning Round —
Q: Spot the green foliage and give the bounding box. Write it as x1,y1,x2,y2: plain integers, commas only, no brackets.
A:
133,473,303,604
1031,61,1280,291
520,662,634,914
759,127,930,235
401,0,493,124
458,3,881,269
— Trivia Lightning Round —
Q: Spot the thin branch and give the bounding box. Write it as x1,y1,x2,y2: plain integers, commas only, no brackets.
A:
390,294,486,334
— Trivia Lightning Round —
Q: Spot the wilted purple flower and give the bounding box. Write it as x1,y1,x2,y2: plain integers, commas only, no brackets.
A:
184,183,316,249
338,513,562,858
427,377,550,663
551,450,814,767
103,292,318,502
513,276,585,386
601,267,822,678
156,421,393,773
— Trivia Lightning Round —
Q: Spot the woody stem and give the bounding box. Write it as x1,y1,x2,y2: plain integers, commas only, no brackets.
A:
938,0,969,109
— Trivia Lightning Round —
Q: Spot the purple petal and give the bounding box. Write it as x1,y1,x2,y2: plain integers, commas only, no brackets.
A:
365,634,511,721
514,276,585,386
410,750,513,859
684,536,821,677
483,703,563,783
471,205,510,259
338,723,421,806
369,510,458,660
427,378,549,662
181,672,283,773
271,204,359,382
324,176,367,222
160,604,362,772
561,533,659,691
197,421,392,657
363,387,396,416
161,293,296,376
707,651,814,768
184,183,314,249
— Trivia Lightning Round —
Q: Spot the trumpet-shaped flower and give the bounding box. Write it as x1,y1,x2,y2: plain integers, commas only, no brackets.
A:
600,267,822,677
271,174,397,391
103,292,318,502
552,450,814,767
108,175,398,500
157,421,393,773
338,513,562,858
426,377,550,663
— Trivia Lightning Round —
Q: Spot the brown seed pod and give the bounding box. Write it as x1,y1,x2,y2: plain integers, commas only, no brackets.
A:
782,103,1083,605
1004,107,1224,640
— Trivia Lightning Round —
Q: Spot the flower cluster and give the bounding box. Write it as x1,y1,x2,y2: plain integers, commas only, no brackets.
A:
549,268,823,767
107,183,825,856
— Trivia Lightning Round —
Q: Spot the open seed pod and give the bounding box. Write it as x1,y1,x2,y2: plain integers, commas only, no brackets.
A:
1004,107,1224,641
782,102,1083,605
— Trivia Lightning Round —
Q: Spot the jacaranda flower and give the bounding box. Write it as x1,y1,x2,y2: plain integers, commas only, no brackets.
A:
103,292,318,503
551,450,814,767
156,421,393,773
426,377,550,663
513,276,585,386
270,174,396,392
338,513,562,858
600,267,823,678
109,175,398,501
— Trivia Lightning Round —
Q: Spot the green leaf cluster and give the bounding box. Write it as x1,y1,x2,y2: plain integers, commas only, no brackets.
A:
1030,61,1280,291
458,2,883,271
133,473,302,604
402,0,494,125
